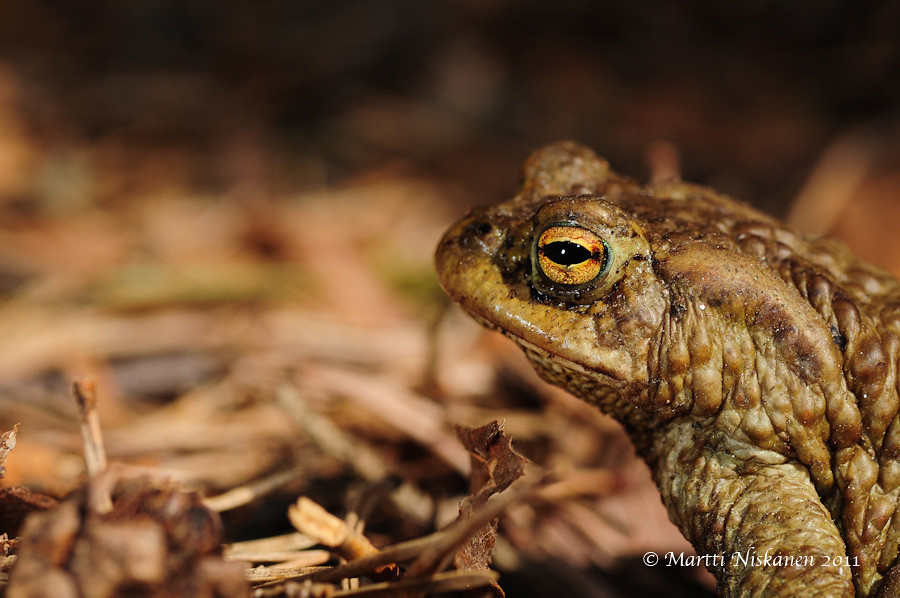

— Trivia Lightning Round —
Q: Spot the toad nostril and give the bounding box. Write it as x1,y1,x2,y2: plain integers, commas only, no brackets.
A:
474,221,493,236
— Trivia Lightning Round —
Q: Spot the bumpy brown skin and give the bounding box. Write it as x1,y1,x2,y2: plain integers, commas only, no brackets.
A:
435,142,900,597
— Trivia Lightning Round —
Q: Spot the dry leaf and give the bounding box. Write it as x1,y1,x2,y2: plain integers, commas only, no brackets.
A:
452,421,528,597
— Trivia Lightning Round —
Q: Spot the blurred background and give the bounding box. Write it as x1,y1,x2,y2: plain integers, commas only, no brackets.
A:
0,1,898,596
3,0,899,216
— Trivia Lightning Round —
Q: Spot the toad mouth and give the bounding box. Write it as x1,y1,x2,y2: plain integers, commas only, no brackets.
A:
466,312,627,386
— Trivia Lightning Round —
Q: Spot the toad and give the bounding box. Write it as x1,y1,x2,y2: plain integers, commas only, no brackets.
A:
435,142,900,597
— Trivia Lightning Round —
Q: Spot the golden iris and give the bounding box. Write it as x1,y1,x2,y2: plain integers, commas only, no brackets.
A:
536,226,608,286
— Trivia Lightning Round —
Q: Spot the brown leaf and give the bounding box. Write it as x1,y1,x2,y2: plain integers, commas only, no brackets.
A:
455,420,527,508
452,421,528,597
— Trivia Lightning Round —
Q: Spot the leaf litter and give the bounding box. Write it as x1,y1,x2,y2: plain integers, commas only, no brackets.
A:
0,80,697,598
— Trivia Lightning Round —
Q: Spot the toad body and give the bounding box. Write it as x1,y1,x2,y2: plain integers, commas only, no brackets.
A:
435,142,900,597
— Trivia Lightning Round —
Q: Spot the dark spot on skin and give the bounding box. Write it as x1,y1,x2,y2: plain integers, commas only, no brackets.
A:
854,335,888,380
773,325,794,346
796,352,823,381
475,221,493,236
499,254,530,288
831,325,847,351
531,287,550,303
464,219,493,238
669,299,687,320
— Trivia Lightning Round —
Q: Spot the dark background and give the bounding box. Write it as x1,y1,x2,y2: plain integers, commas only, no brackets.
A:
2,0,898,214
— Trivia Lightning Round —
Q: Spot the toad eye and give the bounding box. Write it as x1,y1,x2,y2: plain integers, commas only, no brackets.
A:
535,225,609,286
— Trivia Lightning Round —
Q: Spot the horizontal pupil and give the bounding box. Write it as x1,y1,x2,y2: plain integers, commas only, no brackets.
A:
542,241,592,266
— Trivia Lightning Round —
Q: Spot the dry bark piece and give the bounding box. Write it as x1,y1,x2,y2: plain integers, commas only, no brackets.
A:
0,486,58,538
0,425,57,536
289,496,379,561
225,532,317,560
7,470,247,598
0,425,18,478
288,496,399,581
